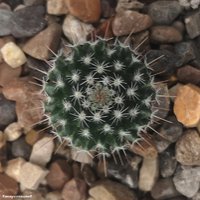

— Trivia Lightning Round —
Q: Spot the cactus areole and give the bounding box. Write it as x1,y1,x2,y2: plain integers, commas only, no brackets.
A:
44,39,157,157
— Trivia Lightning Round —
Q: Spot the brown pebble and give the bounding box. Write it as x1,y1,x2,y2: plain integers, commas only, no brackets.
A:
66,0,101,23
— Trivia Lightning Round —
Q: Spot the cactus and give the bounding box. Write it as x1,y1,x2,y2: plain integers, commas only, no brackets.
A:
43,38,158,158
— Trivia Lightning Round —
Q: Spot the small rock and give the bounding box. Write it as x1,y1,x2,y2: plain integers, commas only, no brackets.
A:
139,157,159,192
0,132,6,149
151,178,180,200
0,62,22,87
0,93,16,130
23,0,44,6
46,159,73,190
0,173,18,196
66,0,101,23
101,0,116,18
47,0,68,15
62,178,87,200
22,189,45,200
192,190,200,200
63,15,94,44
46,191,63,200
185,10,200,39
131,136,158,158
6,0,23,9
30,136,54,167
23,23,62,60
146,49,181,76
0,9,12,36
0,35,15,49
159,116,183,143
19,162,49,190
150,26,182,43
169,83,183,102
82,165,97,186
176,129,200,166
154,135,171,153
25,129,44,146
0,3,11,10
89,180,137,200
174,84,200,127
98,156,141,189
160,147,177,178
5,157,26,182
173,166,200,198
174,41,196,66
4,122,23,141
148,1,182,25
11,5,47,38
172,21,185,34
112,10,152,36
1,42,27,68
11,137,32,160
72,149,93,164
116,0,144,12
177,65,200,85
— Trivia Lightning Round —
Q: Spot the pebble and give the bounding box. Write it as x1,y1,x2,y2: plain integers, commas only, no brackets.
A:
46,191,63,200
11,137,32,160
62,178,87,200
151,178,180,200
0,62,22,87
146,49,181,76
174,84,200,127
131,136,158,158
47,0,68,15
82,165,97,186
0,3,11,10
1,42,27,68
66,0,101,23
0,132,6,149
0,93,16,130
177,65,200,85
176,129,200,166
72,148,94,164
19,162,49,190
185,10,200,39
101,0,116,18
89,180,137,200
0,9,12,36
30,136,55,167
148,1,182,25
21,189,45,200
192,191,200,200
159,116,183,143
4,122,23,141
173,166,200,198
112,10,152,36
160,147,177,178
139,157,159,192
25,129,44,146
62,15,94,44
116,0,144,12
98,156,141,189
46,159,73,190
23,0,45,6
23,23,62,60
0,173,19,197
174,41,197,66
150,26,182,43
154,135,171,153
5,157,26,182
11,5,47,38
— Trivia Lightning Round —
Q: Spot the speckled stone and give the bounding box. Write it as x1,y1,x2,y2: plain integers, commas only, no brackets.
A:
112,10,152,36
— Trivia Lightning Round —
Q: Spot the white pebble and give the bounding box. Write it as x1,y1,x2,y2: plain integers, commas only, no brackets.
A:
30,136,55,167
19,162,49,190
0,42,27,68
4,122,23,141
5,157,26,182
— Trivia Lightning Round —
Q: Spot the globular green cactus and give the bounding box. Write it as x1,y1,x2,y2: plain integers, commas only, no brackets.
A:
43,39,157,157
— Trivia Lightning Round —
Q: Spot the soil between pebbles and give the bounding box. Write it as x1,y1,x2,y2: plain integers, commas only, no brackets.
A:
0,0,200,200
